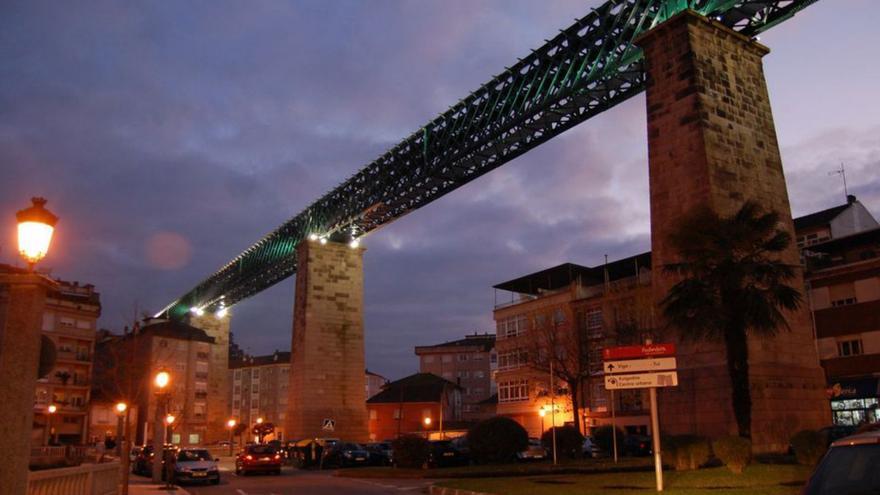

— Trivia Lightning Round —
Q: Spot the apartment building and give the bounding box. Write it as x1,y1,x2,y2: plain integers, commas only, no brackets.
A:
415,333,496,419
804,227,880,426
492,254,653,438
11,266,103,446
795,195,878,249
229,351,290,441
93,318,215,447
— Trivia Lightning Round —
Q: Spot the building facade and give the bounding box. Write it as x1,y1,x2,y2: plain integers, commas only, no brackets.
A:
366,373,461,441
229,351,290,442
492,255,653,438
93,318,215,447
805,227,880,426
27,272,101,446
415,333,495,419
366,369,388,401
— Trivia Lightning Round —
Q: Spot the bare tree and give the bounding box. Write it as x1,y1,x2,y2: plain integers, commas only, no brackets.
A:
527,308,587,433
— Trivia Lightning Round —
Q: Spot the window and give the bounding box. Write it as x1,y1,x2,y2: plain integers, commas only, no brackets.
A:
393,408,402,419
498,380,528,403
423,355,435,364
838,339,863,357
59,317,75,327
498,349,528,370
473,354,484,361
831,298,857,307
369,409,377,420
234,370,241,379
497,315,528,339
457,354,469,362
441,355,453,363
457,371,470,379
474,371,485,379
585,308,603,338
252,369,260,379
553,308,566,324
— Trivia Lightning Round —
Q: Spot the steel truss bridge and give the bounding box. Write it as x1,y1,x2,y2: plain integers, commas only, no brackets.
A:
160,0,817,320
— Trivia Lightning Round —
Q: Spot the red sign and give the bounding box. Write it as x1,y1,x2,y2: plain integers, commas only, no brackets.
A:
603,343,676,361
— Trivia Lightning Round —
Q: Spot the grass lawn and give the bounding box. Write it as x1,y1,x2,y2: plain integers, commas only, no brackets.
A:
336,457,652,479
436,464,811,495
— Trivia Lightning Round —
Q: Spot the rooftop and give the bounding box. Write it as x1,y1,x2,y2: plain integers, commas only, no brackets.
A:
367,373,460,404
414,333,496,353
493,252,651,295
793,195,857,232
137,318,215,344
230,351,291,369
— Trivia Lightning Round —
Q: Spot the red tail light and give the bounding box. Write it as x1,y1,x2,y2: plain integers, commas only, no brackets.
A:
274,454,281,460
245,455,253,460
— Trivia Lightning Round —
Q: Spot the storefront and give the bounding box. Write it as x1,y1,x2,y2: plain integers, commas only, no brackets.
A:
828,378,879,426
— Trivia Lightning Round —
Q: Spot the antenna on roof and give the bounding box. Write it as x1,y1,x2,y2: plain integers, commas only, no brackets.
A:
828,162,849,201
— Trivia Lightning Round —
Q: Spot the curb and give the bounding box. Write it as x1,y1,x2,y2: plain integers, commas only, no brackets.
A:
429,485,495,495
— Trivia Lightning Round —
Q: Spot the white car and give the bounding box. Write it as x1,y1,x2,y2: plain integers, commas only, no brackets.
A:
516,438,547,461
172,448,220,485
582,437,599,458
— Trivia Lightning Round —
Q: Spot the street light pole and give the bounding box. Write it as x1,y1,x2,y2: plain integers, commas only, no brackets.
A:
152,370,170,484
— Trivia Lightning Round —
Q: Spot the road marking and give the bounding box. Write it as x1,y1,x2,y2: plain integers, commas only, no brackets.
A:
236,489,248,495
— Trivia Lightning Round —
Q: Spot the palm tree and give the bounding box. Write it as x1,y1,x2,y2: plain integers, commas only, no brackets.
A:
661,201,803,439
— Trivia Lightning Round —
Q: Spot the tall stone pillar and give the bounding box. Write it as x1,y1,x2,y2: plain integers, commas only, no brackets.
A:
286,239,368,441
0,273,55,495
635,10,828,452
189,312,231,444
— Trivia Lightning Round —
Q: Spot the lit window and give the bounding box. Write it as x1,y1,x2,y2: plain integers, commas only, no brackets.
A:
498,379,528,403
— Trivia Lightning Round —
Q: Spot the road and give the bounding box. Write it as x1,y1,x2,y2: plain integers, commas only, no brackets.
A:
133,466,434,495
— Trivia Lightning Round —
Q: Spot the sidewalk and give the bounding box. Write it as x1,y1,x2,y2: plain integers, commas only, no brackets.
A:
128,478,191,495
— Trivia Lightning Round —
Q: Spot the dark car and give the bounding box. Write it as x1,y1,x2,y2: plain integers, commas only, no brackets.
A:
801,430,880,494
132,444,177,477
171,448,220,485
365,442,394,466
623,434,652,457
322,442,371,468
235,444,282,475
428,440,469,467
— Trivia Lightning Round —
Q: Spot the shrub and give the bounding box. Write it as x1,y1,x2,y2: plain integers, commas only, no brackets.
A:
713,435,751,474
391,434,430,469
790,430,827,466
664,435,711,471
592,425,625,455
467,416,529,464
541,425,584,459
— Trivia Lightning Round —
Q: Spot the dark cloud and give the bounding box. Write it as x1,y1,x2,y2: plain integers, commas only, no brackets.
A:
1,1,878,379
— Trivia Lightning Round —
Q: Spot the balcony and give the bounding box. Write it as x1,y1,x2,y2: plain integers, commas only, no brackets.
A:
195,372,209,379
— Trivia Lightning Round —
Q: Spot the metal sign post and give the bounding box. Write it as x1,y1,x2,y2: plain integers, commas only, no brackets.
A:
603,340,676,492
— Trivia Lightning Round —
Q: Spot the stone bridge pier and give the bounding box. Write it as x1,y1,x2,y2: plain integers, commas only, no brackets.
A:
636,10,829,452
285,238,369,441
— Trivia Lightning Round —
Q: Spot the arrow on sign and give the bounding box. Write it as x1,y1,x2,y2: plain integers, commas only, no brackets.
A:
604,357,676,374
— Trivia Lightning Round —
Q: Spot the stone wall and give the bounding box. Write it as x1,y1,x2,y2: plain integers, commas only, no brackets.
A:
286,239,369,441
636,10,829,452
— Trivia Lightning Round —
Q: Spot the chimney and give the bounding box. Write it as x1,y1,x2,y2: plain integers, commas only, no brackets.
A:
847,194,856,204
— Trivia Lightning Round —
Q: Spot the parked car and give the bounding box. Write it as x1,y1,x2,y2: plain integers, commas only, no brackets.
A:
818,425,857,445
235,444,282,475
517,438,548,461
801,429,880,494
132,444,177,477
428,440,469,468
623,434,652,457
171,448,220,485
582,437,598,458
322,442,371,468
365,442,394,466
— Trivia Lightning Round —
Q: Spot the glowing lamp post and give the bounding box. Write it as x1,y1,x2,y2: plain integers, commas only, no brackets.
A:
45,404,57,446
16,197,58,271
227,419,237,456
539,407,546,434
423,416,432,438
151,369,170,483
114,402,127,457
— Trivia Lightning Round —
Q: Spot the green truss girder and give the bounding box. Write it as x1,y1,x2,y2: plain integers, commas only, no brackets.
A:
160,0,818,319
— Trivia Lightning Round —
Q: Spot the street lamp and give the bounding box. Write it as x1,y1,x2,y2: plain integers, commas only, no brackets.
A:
16,197,58,271
539,407,546,433
423,416,432,439
115,402,127,457
152,369,171,483
226,419,237,456
45,404,57,446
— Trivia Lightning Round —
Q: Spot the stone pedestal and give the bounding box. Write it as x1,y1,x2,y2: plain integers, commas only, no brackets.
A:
0,273,55,495
286,239,368,441
189,312,231,444
635,10,829,452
